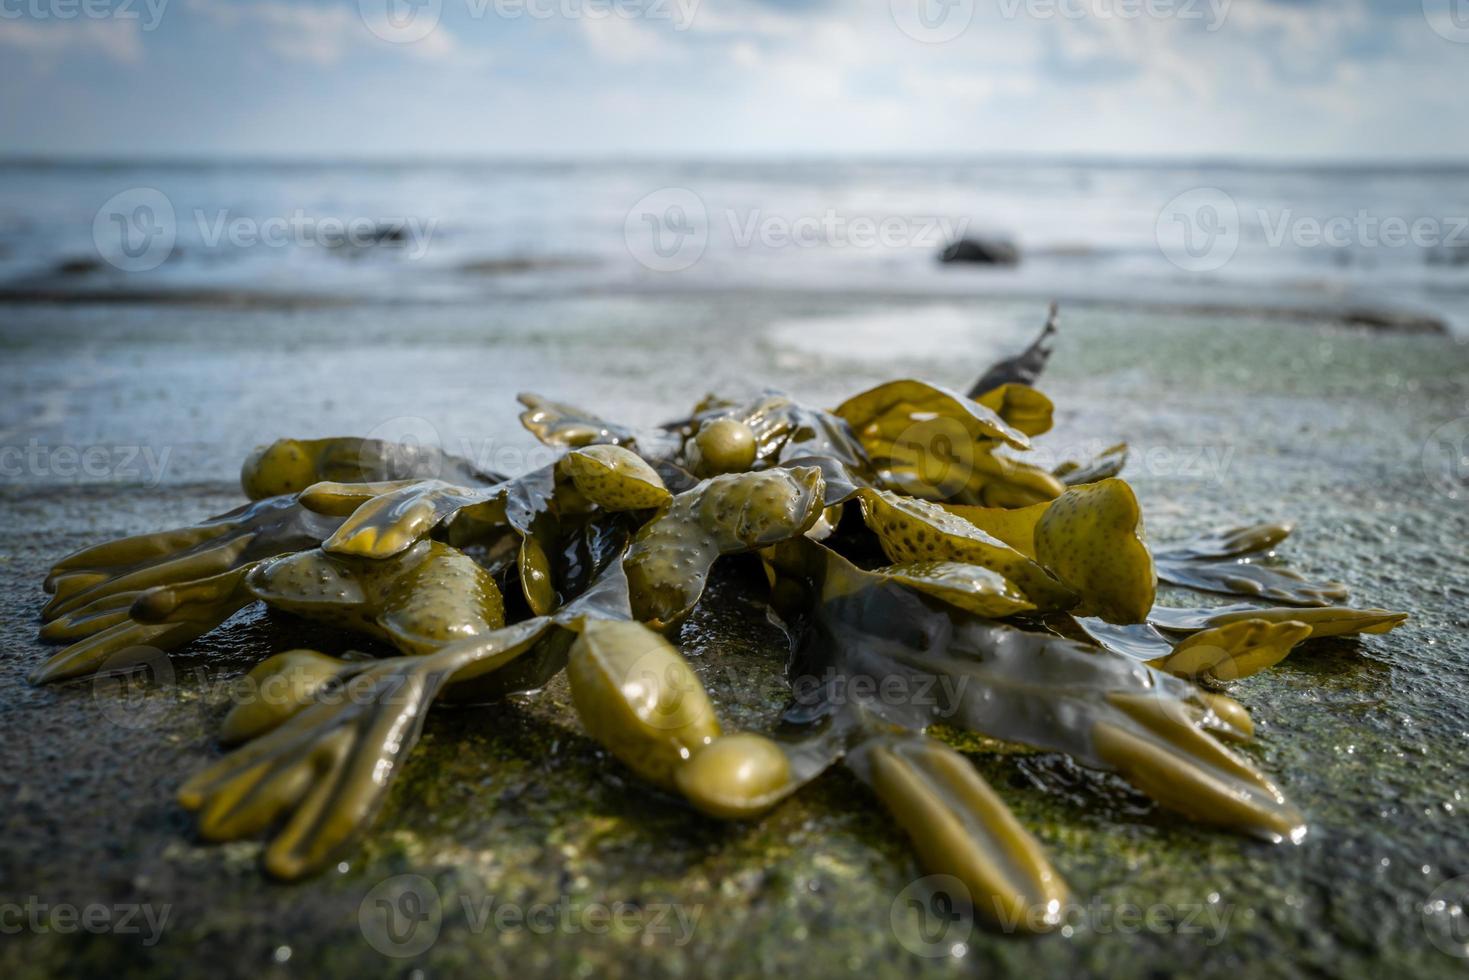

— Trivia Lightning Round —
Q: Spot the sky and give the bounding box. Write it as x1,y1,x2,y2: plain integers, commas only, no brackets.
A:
1,0,1465,160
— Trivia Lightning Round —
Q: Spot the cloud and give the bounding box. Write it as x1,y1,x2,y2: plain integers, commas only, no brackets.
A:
3,0,1464,157
186,0,477,66
577,13,683,63
0,18,144,65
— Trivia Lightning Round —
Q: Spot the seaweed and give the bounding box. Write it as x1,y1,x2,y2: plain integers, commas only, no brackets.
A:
31,307,1406,933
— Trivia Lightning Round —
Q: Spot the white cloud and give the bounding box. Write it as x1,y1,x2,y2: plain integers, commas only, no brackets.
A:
0,18,143,65
7,0,1464,157
577,13,682,64
186,0,479,66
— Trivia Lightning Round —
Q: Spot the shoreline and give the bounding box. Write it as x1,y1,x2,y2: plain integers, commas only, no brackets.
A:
0,282,1454,336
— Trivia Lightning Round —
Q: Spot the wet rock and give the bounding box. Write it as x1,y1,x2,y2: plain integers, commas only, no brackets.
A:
1427,242,1469,267
939,236,1020,266
459,255,598,276
53,256,105,277
1339,307,1448,334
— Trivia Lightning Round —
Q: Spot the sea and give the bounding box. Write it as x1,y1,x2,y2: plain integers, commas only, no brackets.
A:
2,158,1467,334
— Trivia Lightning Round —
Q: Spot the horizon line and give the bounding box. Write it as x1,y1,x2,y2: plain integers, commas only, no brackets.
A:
4,152,1469,172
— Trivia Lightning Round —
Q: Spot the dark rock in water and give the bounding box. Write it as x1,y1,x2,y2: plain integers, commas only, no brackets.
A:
1428,242,1469,267
459,255,599,276
1338,307,1447,334
319,223,409,251
939,236,1020,266
54,256,104,277
371,223,407,244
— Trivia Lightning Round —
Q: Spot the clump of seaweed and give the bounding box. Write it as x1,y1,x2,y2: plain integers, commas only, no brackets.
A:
33,306,1406,930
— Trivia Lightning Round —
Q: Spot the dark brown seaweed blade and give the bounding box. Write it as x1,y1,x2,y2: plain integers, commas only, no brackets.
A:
1154,556,1349,607
967,302,1059,398
765,539,1302,845
1152,523,1294,561
1073,616,1177,661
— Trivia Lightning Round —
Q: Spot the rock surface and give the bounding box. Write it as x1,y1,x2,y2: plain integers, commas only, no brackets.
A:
1,294,1467,978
